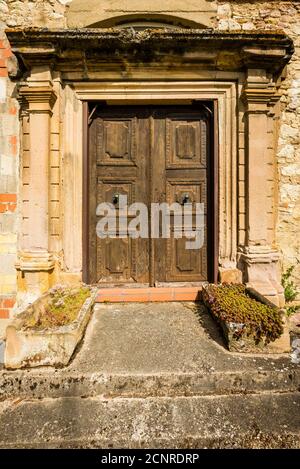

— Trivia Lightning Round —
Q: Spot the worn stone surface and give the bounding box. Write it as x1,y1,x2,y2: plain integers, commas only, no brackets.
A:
1,302,298,400
290,311,300,329
71,303,292,373
290,311,300,363
66,0,217,28
0,393,300,448
221,319,290,354
0,302,299,448
1,365,300,401
219,268,242,284
0,318,10,341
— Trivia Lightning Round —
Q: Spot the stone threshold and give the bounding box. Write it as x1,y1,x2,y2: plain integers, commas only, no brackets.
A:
96,286,202,302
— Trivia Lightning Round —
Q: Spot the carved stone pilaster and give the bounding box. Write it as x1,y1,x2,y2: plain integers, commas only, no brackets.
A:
240,70,284,306
16,82,57,299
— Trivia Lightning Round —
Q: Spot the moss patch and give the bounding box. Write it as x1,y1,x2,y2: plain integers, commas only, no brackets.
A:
202,284,283,344
21,285,91,330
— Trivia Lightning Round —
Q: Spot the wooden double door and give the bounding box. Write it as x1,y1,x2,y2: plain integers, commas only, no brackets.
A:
87,104,215,285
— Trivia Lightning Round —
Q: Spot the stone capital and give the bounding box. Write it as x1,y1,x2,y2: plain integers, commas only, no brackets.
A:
16,251,55,272
238,246,281,265
242,85,280,112
242,67,282,111
18,86,57,114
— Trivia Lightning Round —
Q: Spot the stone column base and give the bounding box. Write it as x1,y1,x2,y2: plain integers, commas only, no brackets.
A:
238,247,285,307
15,251,56,304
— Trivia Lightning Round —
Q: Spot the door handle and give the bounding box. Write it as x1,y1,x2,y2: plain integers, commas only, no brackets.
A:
181,194,190,205
112,194,119,205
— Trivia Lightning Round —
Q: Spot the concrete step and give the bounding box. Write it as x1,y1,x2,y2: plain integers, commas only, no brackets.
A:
1,368,300,400
0,392,299,448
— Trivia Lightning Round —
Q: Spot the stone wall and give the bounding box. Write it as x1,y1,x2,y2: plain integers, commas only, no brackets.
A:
0,0,67,28
213,1,300,285
0,33,18,317
0,1,299,316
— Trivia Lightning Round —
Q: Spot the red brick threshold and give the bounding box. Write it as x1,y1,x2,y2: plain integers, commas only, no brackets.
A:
96,287,202,303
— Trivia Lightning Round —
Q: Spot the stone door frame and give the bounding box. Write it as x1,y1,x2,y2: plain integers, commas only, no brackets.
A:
7,28,293,306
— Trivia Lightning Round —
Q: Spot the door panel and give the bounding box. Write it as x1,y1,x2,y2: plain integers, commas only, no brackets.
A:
152,109,208,283
88,105,210,285
166,116,207,168
89,108,150,283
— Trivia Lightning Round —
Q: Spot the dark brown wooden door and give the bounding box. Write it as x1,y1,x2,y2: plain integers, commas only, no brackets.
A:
88,105,210,285
152,108,208,284
88,108,151,283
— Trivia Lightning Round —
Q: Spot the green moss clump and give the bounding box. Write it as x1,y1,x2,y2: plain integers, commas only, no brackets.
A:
202,284,283,344
23,285,91,330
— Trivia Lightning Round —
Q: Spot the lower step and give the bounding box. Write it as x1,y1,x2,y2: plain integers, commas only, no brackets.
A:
0,392,299,448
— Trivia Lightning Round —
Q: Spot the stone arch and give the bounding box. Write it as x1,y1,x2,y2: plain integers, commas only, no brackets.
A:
87,14,203,30
66,0,216,29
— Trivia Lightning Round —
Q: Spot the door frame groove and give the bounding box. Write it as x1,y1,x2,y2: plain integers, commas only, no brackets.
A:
149,113,155,287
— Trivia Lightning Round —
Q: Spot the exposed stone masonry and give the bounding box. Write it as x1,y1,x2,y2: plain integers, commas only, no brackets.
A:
214,1,300,285
0,1,299,316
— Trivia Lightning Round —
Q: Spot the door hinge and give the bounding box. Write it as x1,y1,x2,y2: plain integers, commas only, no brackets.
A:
88,102,106,126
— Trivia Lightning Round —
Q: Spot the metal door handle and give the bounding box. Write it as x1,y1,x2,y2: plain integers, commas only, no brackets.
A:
181,194,190,205
112,194,119,205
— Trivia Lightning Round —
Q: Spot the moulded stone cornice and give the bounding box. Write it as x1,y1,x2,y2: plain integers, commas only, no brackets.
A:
6,28,294,77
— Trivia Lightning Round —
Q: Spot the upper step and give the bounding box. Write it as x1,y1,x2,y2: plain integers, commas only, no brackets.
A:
1,302,299,400
1,368,300,400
